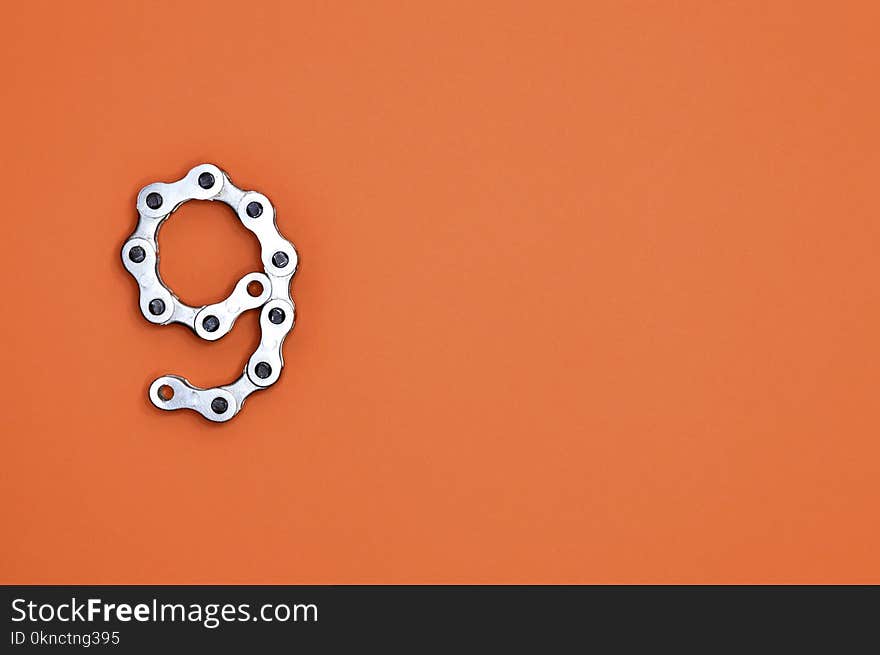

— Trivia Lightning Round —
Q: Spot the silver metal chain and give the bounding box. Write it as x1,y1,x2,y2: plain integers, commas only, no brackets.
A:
121,164,298,422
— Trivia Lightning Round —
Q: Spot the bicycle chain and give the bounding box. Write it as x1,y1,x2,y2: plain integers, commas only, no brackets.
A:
121,163,298,422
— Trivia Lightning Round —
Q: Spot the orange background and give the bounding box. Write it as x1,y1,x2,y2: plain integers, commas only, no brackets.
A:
2,1,879,583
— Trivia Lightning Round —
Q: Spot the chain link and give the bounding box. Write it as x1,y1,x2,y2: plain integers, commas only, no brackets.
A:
121,164,298,422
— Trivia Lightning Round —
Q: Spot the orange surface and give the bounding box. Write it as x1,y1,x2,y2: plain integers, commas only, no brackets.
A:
1,2,879,584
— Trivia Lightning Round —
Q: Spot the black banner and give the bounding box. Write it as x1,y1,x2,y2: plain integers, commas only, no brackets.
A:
2,586,876,651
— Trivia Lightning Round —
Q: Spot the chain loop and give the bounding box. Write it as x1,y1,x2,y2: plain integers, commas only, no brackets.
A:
121,164,298,422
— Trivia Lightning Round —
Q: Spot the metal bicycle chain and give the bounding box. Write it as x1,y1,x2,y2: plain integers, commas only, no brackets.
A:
121,163,298,422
